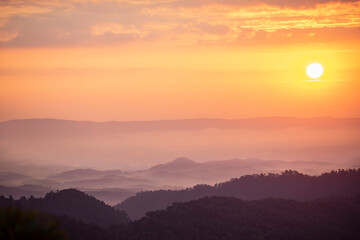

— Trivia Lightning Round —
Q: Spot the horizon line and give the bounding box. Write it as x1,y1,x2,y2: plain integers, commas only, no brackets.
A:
1,116,360,124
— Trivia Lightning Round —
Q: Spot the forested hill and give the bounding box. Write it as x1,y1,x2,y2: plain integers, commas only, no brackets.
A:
115,169,360,220
2,195,359,240
111,196,360,240
0,188,130,227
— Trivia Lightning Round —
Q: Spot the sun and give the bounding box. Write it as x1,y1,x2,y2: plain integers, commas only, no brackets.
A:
306,63,324,79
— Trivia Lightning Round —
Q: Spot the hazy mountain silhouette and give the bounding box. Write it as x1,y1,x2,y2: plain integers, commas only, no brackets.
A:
0,184,53,199
1,117,359,171
114,169,360,220
0,184,140,206
0,172,30,186
1,117,359,135
141,157,335,186
110,196,360,240
61,175,151,189
51,169,104,181
82,188,140,206
0,188,130,227
149,157,198,170
0,157,339,205
0,160,73,179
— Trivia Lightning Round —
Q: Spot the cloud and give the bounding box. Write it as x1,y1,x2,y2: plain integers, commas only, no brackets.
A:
0,0,359,47
168,0,358,8
233,26,360,46
0,30,18,42
92,22,147,37
0,4,51,18
194,22,230,35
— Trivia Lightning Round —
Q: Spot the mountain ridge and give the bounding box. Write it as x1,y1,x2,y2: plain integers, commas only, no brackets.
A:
1,117,359,134
0,188,130,227
2,116,360,124
1,117,359,172
114,168,360,220
111,195,360,240
0,157,339,205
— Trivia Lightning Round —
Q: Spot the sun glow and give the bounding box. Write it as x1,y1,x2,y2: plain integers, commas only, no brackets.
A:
306,63,324,79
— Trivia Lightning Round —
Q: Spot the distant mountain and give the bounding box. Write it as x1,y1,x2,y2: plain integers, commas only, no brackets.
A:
1,160,353,210
0,172,29,182
83,188,140,206
0,184,53,199
111,196,360,240
0,160,73,179
0,184,140,206
1,117,359,171
141,157,335,186
0,172,30,186
46,168,151,189
114,169,360,220
50,169,103,181
0,188,130,227
0,157,340,205
149,157,198,170
61,175,152,189
1,117,359,135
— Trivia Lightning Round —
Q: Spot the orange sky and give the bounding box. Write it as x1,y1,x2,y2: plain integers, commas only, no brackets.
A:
0,0,359,121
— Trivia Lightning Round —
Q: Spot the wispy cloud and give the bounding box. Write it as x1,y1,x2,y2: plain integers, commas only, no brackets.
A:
0,0,359,47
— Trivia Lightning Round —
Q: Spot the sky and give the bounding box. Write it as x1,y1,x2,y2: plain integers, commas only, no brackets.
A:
0,0,359,122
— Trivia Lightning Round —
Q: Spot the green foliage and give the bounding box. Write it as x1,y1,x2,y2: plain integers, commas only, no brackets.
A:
0,206,68,240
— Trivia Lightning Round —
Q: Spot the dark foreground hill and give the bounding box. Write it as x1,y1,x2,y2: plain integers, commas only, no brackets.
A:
2,195,359,240
0,206,116,240
111,196,360,240
115,169,360,219
0,188,130,228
